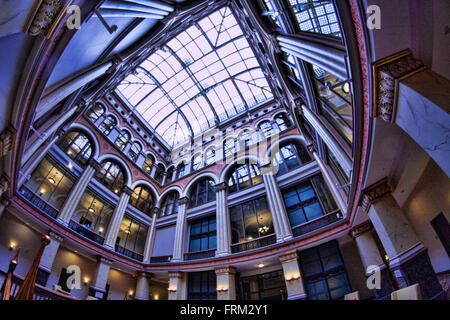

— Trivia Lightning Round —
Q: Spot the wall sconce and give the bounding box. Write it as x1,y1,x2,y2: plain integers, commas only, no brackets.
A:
286,275,301,282
9,241,17,251
217,287,228,293
83,277,90,286
257,263,265,268
154,294,159,300
128,290,134,297
168,287,177,293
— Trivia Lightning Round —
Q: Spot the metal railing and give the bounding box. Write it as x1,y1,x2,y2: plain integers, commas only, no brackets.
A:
114,244,144,262
231,234,277,253
18,185,59,219
292,210,343,238
149,255,172,263
68,220,105,245
184,249,216,261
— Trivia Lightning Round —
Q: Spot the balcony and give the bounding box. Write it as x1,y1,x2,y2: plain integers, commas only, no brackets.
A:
231,234,277,253
68,220,105,245
114,244,144,262
184,248,216,261
149,255,172,263
18,185,59,219
291,210,343,238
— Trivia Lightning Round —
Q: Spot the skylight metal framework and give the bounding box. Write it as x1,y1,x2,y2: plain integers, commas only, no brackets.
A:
117,6,274,148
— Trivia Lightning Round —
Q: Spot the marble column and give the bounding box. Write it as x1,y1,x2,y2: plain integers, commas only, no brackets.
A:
171,197,189,262
361,178,446,300
215,183,231,257
143,208,159,263
150,164,157,179
168,271,187,300
261,170,293,243
104,186,134,249
88,257,113,300
279,250,307,300
350,222,395,299
37,231,64,286
135,272,151,300
57,158,100,224
215,266,236,300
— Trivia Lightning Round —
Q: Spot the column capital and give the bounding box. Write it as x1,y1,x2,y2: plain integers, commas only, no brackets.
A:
177,197,189,205
349,222,372,239
97,256,114,265
360,177,391,212
0,125,16,157
88,158,102,170
121,185,134,196
373,50,425,122
48,230,64,243
215,266,236,275
137,272,152,279
279,250,298,264
152,207,160,216
214,182,227,192
168,271,184,279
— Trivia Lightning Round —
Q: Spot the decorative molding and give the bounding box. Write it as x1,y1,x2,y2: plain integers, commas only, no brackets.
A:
137,272,152,279
0,126,17,158
48,230,64,243
98,256,114,265
25,0,65,37
279,250,298,264
215,266,236,275
214,182,227,192
360,177,391,212
0,175,10,194
88,158,102,170
373,50,425,122
168,271,184,279
121,185,134,196
349,222,372,239
177,197,189,205
152,207,160,216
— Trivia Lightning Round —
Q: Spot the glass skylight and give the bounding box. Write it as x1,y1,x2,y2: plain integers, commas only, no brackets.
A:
117,6,274,148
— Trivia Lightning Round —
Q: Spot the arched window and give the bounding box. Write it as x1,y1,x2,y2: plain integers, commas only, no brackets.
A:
128,142,141,161
238,129,251,151
191,154,202,172
223,138,236,158
258,121,274,138
160,192,180,217
142,154,155,174
95,161,125,193
176,162,186,179
99,116,117,136
57,131,92,166
228,162,262,193
154,164,165,183
275,114,290,131
205,148,216,166
129,185,153,214
275,142,311,175
115,130,130,150
87,103,105,122
189,178,216,207
166,167,174,184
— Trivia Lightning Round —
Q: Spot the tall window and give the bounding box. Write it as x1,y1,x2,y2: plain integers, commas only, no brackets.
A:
87,103,105,122
24,156,75,210
176,162,186,179
115,131,130,150
228,163,262,193
299,241,351,300
325,146,349,194
189,178,216,207
128,142,142,161
274,142,311,175
154,164,165,183
165,167,174,184
238,129,251,151
72,189,114,238
129,185,153,214
99,116,117,136
274,113,290,131
239,270,287,300
230,196,273,243
223,138,236,158
57,131,92,166
188,271,217,300
205,148,216,166
191,154,202,172
189,216,216,252
116,215,149,258
142,154,155,174
258,120,274,138
160,192,179,217
282,175,338,227
310,64,353,144
94,161,125,193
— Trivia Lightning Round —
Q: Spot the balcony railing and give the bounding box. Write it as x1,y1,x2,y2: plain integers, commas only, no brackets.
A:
114,244,144,262
0,271,77,300
231,234,277,253
291,210,343,238
68,220,105,245
184,249,216,261
18,185,59,219
149,255,172,263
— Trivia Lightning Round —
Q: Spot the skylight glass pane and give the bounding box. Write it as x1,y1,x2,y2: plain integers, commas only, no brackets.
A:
117,6,274,148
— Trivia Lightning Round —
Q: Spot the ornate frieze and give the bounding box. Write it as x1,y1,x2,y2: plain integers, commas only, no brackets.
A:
0,126,16,158
359,177,391,212
279,250,298,264
215,266,236,275
373,50,425,122
214,182,227,192
349,222,372,239
177,197,189,205
122,185,134,196
26,0,65,37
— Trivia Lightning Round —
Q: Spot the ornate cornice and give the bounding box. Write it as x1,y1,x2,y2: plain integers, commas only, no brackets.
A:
0,126,17,158
349,222,372,239
373,50,425,122
360,177,391,212
279,250,298,264
215,266,236,275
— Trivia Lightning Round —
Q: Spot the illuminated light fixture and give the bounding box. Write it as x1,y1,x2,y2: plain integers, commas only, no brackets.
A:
88,201,96,213
129,290,134,296
168,287,177,293
273,11,279,17
247,236,253,240
257,263,265,268
342,82,351,94
48,173,57,184
258,226,269,233
83,277,90,286
68,162,73,170
384,254,389,261
217,287,228,293
154,295,159,300
9,241,17,251
99,227,104,233
286,275,301,282
39,188,46,195
114,188,119,194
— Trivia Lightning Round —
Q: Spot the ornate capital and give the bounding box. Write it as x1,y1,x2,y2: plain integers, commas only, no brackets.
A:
279,250,298,264
152,207,160,216
350,222,372,239
360,178,391,212
137,272,152,279
98,256,114,265
0,175,10,194
88,158,102,170
215,266,236,275
373,50,425,122
0,126,16,158
177,197,189,205
26,0,64,37
48,231,64,243
168,271,184,279
122,186,134,196
214,182,227,192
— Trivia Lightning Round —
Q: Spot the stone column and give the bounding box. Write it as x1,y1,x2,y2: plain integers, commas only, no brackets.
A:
0,176,10,220
135,272,151,300
88,257,113,300
57,158,101,224
261,170,293,242
361,178,446,300
168,271,187,300
171,197,189,262
103,186,134,249
279,250,307,300
143,208,159,263
215,266,236,300
0,197,10,220
215,183,231,257
150,164,157,178
37,231,64,286
350,222,395,299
